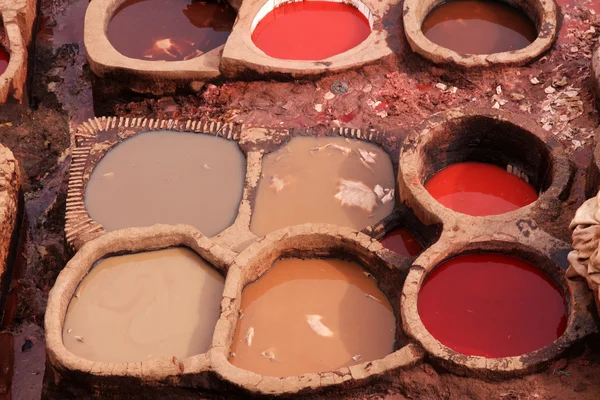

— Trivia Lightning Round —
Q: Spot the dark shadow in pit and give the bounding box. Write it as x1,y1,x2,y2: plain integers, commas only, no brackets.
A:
418,115,553,195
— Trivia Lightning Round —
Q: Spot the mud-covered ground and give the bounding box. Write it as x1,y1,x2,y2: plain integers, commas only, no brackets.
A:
0,0,600,398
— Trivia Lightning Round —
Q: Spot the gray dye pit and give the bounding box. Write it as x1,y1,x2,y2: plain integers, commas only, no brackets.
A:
84,130,246,237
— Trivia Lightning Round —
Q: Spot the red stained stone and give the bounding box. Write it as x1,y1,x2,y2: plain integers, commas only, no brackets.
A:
380,229,423,257
424,162,538,216
418,254,567,358
252,1,371,60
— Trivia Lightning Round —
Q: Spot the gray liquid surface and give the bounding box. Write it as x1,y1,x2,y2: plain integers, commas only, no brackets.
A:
85,130,246,237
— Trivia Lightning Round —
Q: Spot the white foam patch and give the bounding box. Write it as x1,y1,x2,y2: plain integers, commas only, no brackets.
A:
251,0,375,33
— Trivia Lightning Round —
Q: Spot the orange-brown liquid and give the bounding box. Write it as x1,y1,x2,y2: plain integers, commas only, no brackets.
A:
107,0,236,61
63,248,224,363
250,137,395,237
422,0,537,55
85,131,246,237
230,258,396,377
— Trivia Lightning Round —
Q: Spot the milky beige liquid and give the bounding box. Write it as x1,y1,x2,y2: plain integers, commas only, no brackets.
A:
85,130,246,237
250,137,395,237
63,248,224,363
230,258,396,377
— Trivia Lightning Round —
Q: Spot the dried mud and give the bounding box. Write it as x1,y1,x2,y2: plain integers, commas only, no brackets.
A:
0,0,598,398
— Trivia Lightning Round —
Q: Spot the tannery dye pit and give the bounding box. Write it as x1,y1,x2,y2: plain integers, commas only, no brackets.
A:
62,247,224,362
107,0,236,61
418,254,567,358
4,0,600,397
421,0,538,55
230,258,395,377
424,162,539,216
250,136,395,236
84,130,246,237
0,48,8,76
251,0,371,60
380,229,423,258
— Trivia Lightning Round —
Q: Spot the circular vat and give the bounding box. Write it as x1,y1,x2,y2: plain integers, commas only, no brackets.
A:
63,247,224,363
370,209,441,259
0,46,9,76
402,241,595,375
230,257,396,377
399,109,571,222
380,229,423,258
45,226,235,394
211,224,422,395
107,0,237,61
403,0,558,67
251,0,373,60
84,130,246,237
250,135,396,237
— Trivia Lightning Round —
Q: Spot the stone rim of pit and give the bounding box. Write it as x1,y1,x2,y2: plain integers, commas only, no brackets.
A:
210,223,424,395
402,0,558,67
45,225,236,386
401,238,597,377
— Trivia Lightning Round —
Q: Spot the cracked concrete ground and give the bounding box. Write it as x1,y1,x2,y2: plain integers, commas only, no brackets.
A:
1,0,600,398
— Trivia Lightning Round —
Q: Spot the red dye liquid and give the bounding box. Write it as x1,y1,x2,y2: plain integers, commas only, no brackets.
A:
419,254,567,358
380,229,423,257
424,162,538,216
252,1,371,60
0,48,9,75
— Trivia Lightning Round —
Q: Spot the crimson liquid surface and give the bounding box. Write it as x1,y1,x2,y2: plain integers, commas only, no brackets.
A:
107,0,236,61
252,1,371,60
418,254,567,358
424,162,538,216
422,0,537,55
380,229,423,257
0,48,9,75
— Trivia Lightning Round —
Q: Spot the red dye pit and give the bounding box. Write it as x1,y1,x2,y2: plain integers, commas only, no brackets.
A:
107,0,236,61
424,162,538,216
380,229,423,257
418,254,567,358
0,48,9,75
251,1,371,60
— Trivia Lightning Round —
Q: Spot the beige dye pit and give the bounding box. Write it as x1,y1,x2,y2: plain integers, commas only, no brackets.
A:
62,247,224,363
250,136,395,237
84,130,246,237
230,258,396,377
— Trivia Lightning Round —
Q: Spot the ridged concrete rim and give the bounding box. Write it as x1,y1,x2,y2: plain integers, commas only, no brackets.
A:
211,223,424,396
44,225,237,389
66,117,418,256
220,0,400,78
402,0,559,67
401,236,597,377
65,117,254,254
84,0,226,93
398,108,572,230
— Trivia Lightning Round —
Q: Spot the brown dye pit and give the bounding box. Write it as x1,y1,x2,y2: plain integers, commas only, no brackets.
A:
62,247,224,363
84,130,246,237
107,0,237,61
421,0,538,55
250,136,395,237
230,258,395,377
